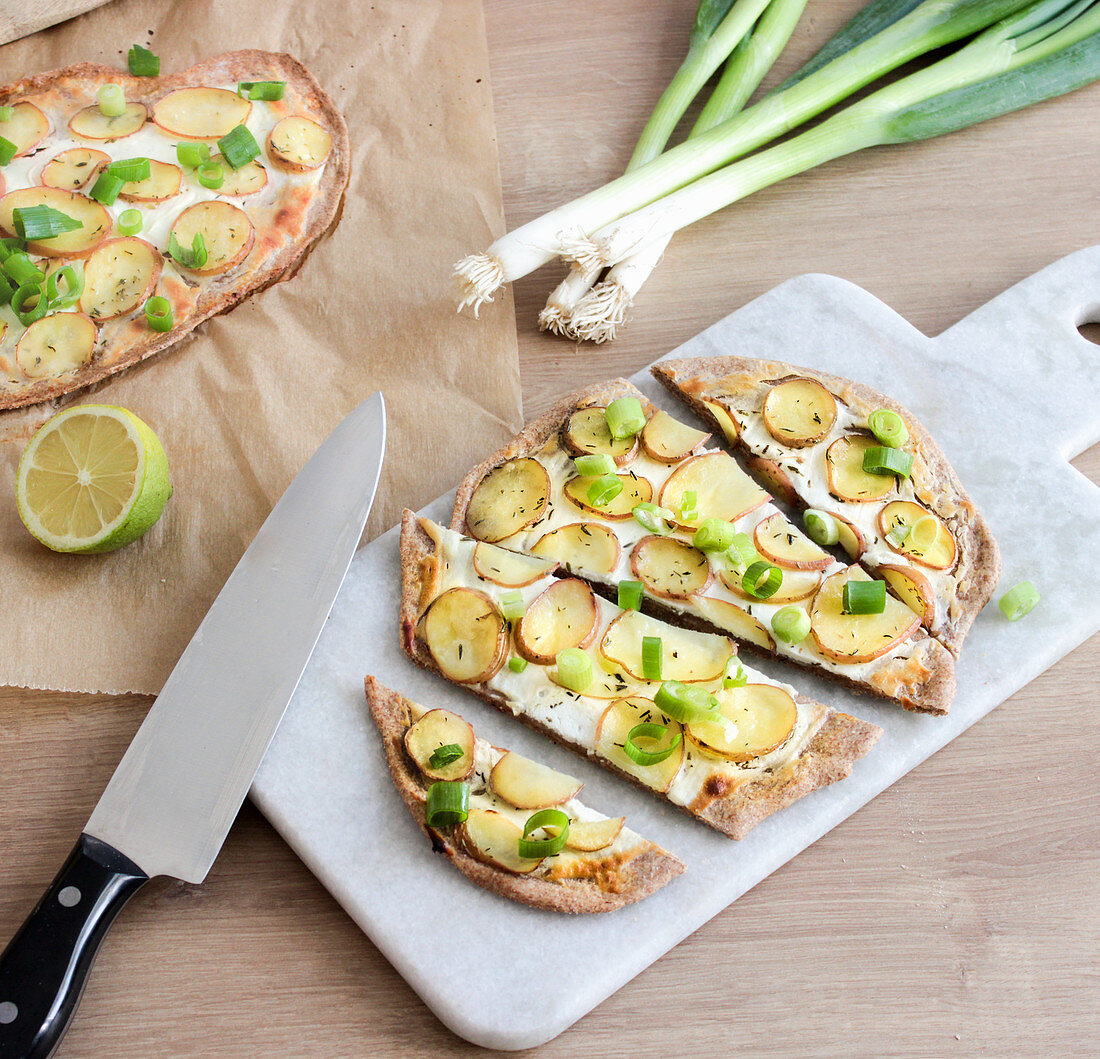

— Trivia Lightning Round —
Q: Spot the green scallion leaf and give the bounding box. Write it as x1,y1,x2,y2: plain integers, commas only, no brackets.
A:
0,273,13,308
217,124,261,169
842,579,887,615
517,807,570,859
238,80,286,101
617,579,644,611
144,295,173,332
3,252,44,287
741,560,782,600
0,137,15,166
604,396,646,440
12,206,82,242
428,743,464,769
723,662,747,689
0,106,14,122
167,231,208,270
632,501,672,535
425,780,469,827
128,44,160,77
624,721,682,766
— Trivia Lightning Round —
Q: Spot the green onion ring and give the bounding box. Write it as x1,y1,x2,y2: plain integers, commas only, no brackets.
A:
624,722,682,766
518,808,570,858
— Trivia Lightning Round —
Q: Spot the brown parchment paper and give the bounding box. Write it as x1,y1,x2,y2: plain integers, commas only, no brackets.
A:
0,0,520,695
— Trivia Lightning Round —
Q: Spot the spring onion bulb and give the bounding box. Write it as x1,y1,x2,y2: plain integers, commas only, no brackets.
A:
555,648,594,692
96,84,126,118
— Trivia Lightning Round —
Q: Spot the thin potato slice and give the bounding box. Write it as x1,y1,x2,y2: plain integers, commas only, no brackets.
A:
472,540,557,586
595,697,684,793
168,201,254,274
833,511,866,560
119,160,182,203
753,512,832,570
267,115,333,172
879,501,957,571
743,453,797,507
153,87,251,139
640,409,710,463
0,188,110,257
208,153,267,196
69,102,147,141
3,102,49,156
466,457,550,542
565,816,624,852
702,398,740,443
658,452,768,529
459,809,542,874
40,148,109,191
79,237,162,321
561,406,638,465
693,596,776,652
514,579,598,665
826,435,895,503
687,684,797,762
404,709,475,781
421,587,508,683
809,568,919,664
563,471,652,519
881,565,935,625
600,608,733,683
630,535,712,600
16,313,97,378
762,377,837,447
530,522,620,576
719,563,821,605
490,751,582,808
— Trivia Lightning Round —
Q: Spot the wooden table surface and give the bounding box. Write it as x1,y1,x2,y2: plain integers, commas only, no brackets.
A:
3,2,1099,1055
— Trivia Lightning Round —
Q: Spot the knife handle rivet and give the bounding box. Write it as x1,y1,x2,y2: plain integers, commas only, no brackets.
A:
57,886,82,908
0,1001,16,1024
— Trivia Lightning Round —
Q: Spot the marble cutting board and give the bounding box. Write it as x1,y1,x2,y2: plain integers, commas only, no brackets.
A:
249,246,1100,1050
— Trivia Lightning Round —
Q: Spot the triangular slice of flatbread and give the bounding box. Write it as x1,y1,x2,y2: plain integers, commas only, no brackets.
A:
652,357,1000,656
365,676,685,913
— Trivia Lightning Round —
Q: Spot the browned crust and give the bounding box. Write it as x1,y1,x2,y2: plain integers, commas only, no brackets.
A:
399,513,884,839
363,675,685,913
0,51,350,410
652,357,1001,657
447,382,955,715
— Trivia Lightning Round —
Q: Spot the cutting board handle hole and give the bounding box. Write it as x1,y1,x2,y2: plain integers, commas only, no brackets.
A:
1077,321,1100,346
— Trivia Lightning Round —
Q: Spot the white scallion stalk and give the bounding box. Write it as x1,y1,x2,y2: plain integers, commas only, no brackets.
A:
454,0,1038,312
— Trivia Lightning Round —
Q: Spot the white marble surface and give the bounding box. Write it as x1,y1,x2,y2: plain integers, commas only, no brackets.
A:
250,247,1100,1050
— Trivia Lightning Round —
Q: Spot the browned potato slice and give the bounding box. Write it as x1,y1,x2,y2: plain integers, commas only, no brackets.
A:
762,377,837,447
753,512,832,571
600,609,732,683
702,398,740,443
403,709,475,781
880,565,935,625
16,313,97,378
421,587,508,682
565,816,624,852
630,535,712,600
490,750,582,808
640,409,710,463
514,579,598,665
719,563,821,605
693,596,776,652
563,471,652,519
472,540,556,586
208,153,267,196
69,102,147,141
3,102,49,156
833,510,866,560
40,148,109,190
879,500,957,571
153,87,251,139
0,188,110,257
168,201,254,274
119,160,182,203
466,457,550,542
743,453,797,507
826,435,896,503
458,809,542,873
530,522,620,576
809,568,919,664
658,452,768,529
561,406,638,465
79,237,162,321
687,684,797,762
595,697,684,793
267,115,333,172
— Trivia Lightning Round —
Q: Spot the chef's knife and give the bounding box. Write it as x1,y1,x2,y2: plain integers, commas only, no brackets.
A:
0,391,386,1059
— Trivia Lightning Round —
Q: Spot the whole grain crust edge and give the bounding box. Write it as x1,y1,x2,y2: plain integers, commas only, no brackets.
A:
364,675,685,913
398,510,883,840
0,50,351,410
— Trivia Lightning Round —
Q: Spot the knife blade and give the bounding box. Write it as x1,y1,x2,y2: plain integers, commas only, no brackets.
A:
0,391,386,1059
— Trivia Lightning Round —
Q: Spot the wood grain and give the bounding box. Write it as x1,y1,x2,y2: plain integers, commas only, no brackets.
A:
3,1,1099,1055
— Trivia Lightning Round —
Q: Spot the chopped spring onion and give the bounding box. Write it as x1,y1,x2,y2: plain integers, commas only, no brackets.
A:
117,208,143,236
3,252,44,287
176,141,211,168
518,808,570,858
693,517,737,551
128,44,160,78
425,781,469,827
862,444,913,478
633,501,672,535
89,171,124,206
238,80,287,101
842,578,887,614
587,472,623,508
45,265,83,310
428,743,464,769
999,580,1039,621
508,655,528,673
725,531,757,570
96,84,126,117
772,606,811,644
555,647,593,692
868,407,909,447
217,124,261,169
641,635,663,680
741,560,782,599
107,157,151,183
678,489,698,522
604,396,646,439
0,106,12,121
197,161,224,190
803,508,841,546
886,524,911,548
624,722,682,766
574,452,616,477
144,295,173,332
654,680,722,723
168,231,208,270
723,661,747,688
499,589,526,621
0,137,16,166
12,283,46,326
13,206,82,242
617,579,644,611
907,515,940,553
0,274,13,308
0,237,24,261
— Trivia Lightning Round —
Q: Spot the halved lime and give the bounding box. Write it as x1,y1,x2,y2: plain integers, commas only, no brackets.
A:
16,404,172,553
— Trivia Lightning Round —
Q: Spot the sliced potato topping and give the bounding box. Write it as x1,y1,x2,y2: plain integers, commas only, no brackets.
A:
762,377,837,447
753,511,832,570
596,697,684,793
825,434,896,503
561,406,638,465
490,750,582,809
80,237,162,321
563,471,652,519
459,809,542,873
530,522,620,575
0,188,110,257
658,452,768,528
4,102,49,156
693,596,776,652
514,579,598,665
719,563,821,605
630,535,712,600
153,87,251,139
600,609,733,683
40,148,109,191
119,160,182,203
16,313,97,379
209,153,267,196
687,684,797,762
466,457,550,542
69,102,147,141
809,567,919,664
702,398,740,443
743,453,797,507
879,500,957,571
565,816,624,852
833,511,866,560
267,115,333,172
404,708,475,781
168,201,254,274
421,587,508,683
640,409,709,463
472,540,556,586
880,565,935,625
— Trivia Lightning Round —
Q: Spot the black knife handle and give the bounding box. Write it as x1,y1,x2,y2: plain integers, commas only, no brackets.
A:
0,834,149,1059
